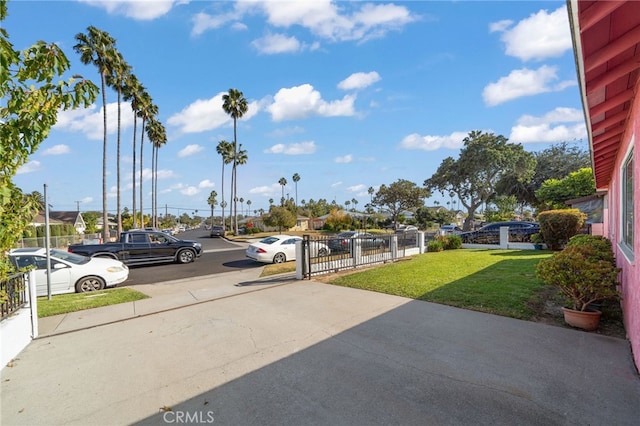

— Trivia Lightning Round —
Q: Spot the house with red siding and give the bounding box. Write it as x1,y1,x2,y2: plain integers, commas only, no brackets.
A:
568,0,639,369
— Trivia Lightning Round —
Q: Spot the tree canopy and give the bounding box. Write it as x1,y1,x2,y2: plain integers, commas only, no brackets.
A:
424,131,535,230
0,0,98,279
536,168,596,210
497,142,591,208
373,179,429,229
263,206,296,233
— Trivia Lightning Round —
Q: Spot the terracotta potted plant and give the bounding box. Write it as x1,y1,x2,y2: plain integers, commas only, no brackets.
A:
535,241,620,331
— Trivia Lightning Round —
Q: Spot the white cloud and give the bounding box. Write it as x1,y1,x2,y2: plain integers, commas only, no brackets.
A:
335,154,352,163
191,11,239,36
198,179,215,189
252,33,303,54
263,141,317,155
267,84,356,121
54,102,134,140
211,1,416,43
338,71,381,91
78,0,184,21
181,186,200,196
399,131,469,151
16,161,41,174
509,107,587,144
491,6,571,61
178,144,204,158
42,144,70,155
80,197,93,204
331,181,343,188
168,92,259,134
482,65,575,106
347,184,366,193
248,183,281,196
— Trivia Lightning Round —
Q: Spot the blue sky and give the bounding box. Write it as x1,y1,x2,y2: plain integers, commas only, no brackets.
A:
8,0,588,217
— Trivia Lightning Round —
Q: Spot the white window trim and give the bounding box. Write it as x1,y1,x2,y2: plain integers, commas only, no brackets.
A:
618,135,634,263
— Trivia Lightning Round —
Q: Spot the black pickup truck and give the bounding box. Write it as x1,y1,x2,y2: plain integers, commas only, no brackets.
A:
68,230,202,266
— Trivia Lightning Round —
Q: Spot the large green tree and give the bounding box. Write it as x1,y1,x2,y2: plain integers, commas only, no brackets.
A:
536,168,596,210
497,142,590,209
0,0,97,278
424,131,535,230
264,206,296,233
74,26,117,242
373,179,429,229
222,88,248,235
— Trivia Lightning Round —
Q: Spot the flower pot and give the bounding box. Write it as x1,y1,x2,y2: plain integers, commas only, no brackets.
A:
561,307,602,331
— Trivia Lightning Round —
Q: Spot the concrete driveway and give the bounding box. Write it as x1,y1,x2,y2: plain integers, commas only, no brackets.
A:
2,276,639,425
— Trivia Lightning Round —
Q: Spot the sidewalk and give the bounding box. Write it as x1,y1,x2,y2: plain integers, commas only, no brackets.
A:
37,267,291,337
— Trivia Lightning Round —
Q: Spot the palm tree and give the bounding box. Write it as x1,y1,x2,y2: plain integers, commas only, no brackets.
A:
105,50,131,235
292,173,300,208
246,199,251,217
207,190,218,226
137,95,158,227
222,88,248,235
216,140,234,231
74,26,117,242
122,74,144,229
232,145,248,231
352,198,358,212
268,199,274,207
345,200,351,211
278,178,287,206
146,118,166,227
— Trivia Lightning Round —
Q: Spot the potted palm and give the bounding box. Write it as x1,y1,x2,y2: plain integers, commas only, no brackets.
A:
535,241,620,331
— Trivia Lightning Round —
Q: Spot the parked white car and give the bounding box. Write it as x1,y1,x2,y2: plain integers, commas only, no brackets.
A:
9,248,129,296
246,235,330,264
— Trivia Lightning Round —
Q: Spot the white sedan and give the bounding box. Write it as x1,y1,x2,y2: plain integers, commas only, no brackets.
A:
246,235,331,264
9,247,129,296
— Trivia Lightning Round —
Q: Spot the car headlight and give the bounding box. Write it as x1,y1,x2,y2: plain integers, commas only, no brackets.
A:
107,266,126,273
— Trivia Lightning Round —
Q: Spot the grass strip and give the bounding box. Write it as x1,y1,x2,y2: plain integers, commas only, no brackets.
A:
38,287,149,317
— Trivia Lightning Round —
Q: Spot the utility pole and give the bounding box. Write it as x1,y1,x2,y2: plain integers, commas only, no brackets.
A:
74,200,81,212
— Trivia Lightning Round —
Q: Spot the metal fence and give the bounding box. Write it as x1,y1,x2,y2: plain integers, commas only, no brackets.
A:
300,233,398,278
16,234,101,249
1,272,27,321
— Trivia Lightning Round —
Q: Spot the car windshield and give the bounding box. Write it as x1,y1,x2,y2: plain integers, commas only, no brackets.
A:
50,249,90,265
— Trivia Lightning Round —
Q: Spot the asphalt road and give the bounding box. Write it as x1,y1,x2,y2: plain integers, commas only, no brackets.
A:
125,229,263,286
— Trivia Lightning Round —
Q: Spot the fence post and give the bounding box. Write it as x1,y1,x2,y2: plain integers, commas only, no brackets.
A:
418,231,425,253
391,235,398,260
295,240,304,280
499,226,509,249
28,270,38,338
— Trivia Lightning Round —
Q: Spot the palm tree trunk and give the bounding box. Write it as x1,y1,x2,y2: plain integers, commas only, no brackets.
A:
116,88,122,235
101,72,109,242
221,159,225,230
139,119,145,227
132,116,137,229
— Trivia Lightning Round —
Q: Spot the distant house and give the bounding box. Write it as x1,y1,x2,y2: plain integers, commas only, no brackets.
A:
565,192,606,235
568,0,640,369
48,211,86,234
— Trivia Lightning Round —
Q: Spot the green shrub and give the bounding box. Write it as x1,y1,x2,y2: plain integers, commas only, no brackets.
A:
537,209,586,250
566,234,615,265
427,240,444,252
536,245,620,311
443,234,462,250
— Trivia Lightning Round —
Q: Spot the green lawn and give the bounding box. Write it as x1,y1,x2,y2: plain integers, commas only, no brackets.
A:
324,249,553,320
38,287,149,317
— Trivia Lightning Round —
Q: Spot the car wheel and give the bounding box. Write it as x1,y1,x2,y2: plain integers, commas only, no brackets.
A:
177,249,195,264
273,252,286,263
75,276,105,293
318,247,328,256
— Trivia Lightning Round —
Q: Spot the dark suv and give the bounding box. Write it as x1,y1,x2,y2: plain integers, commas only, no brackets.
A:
210,225,226,238
460,221,539,244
